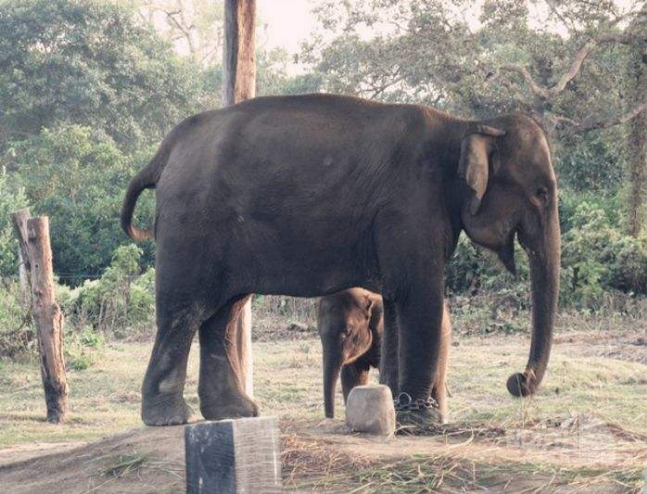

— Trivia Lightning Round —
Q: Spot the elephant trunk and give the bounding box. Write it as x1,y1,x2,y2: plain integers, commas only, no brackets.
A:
322,342,343,418
508,210,561,397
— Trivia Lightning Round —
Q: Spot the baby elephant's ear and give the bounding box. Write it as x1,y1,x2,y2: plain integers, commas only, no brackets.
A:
364,297,374,318
458,126,505,215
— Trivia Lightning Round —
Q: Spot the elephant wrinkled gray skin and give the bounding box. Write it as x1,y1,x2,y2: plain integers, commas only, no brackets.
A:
318,288,451,421
121,93,560,427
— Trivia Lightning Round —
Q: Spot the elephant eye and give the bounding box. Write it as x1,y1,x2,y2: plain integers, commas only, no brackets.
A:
535,186,548,204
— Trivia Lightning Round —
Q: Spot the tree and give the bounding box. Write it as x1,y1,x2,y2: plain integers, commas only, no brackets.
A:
136,0,225,66
0,0,207,152
6,125,156,282
626,4,647,236
304,0,645,136
303,0,647,228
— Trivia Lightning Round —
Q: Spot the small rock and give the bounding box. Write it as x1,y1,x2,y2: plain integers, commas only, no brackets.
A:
345,385,395,436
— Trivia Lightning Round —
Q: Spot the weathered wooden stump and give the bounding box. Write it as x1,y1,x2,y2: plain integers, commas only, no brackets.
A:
345,385,395,436
12,212,68,423
185,417,281,493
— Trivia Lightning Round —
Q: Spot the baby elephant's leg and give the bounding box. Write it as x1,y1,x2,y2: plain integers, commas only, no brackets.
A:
341,360,371,403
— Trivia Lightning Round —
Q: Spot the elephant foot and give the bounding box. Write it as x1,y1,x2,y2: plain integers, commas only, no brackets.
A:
200,392,259,421
141,394,193,426
394,392,444,435
396,409,445,434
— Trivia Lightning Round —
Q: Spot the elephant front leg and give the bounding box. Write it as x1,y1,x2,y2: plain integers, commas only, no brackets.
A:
198,295,259,421
141,305,200,426
394,278,446,427
379,299,399,397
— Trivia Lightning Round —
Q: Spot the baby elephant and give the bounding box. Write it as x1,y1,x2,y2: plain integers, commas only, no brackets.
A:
318,288,451,419
318,288,383,418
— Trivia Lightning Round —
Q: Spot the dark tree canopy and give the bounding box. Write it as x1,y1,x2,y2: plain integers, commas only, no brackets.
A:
0,0,207,152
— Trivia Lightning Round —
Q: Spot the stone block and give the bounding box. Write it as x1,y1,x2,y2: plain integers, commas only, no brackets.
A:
185,416,281,493
345,385,395,436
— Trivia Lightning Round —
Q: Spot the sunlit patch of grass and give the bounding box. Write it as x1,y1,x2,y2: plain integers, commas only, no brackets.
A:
447,336,647,434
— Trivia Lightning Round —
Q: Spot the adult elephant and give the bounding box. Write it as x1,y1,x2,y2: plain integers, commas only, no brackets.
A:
121,93,560,427
318,289,451,421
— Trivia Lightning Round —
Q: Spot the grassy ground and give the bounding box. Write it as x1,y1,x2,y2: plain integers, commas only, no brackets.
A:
1,314,646,491
2,329,646,446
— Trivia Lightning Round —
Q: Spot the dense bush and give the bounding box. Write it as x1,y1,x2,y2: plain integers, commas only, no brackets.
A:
561,200,647,305
445,192,647,309
64,244,156,337
6,125,156,280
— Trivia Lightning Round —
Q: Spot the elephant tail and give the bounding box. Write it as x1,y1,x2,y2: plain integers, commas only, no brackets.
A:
120,138,173,241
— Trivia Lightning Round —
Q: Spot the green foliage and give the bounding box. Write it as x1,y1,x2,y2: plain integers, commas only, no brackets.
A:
64,244,155,336
556,128,627,193
445,235,529,297
6,124,155,281
0,0,206,151
560,199,647,306
561,202,616,305
608,235,647,295
65,325,105,371
0,172,29,277
445,193,647,308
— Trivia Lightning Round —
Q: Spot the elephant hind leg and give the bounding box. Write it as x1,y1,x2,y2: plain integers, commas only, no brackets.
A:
198,294,259,421
341,360,370,403
141,301,203,426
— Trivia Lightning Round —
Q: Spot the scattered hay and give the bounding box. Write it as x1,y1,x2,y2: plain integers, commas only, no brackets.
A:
99,453,147,478
281,432,373,489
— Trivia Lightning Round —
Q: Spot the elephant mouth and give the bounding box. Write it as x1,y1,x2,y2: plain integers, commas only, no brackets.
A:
496,230,518,276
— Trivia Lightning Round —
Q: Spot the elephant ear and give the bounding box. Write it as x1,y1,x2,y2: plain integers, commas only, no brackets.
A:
363,297,374,320
458,125,506,215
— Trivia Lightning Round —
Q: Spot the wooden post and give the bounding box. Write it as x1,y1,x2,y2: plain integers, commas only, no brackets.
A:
185,417,281,493
236,299,254,396
223,0,256,106
26,217,69,423
223,0,256,397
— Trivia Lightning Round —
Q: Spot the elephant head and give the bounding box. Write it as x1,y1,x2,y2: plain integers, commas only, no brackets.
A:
457,114,560,397
318,291,375,418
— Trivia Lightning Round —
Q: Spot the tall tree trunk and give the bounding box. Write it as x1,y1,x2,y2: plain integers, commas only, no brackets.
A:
223,0,256,106
628,9,647,237
223,0,256,397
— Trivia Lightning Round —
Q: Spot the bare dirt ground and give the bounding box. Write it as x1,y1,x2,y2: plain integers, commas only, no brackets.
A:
1,414,645,493
1,323,646,492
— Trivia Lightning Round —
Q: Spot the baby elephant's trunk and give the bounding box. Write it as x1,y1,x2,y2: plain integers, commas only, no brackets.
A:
322,345,343,418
